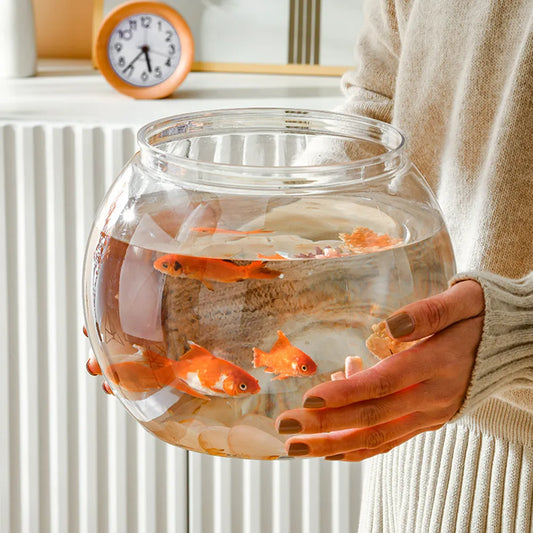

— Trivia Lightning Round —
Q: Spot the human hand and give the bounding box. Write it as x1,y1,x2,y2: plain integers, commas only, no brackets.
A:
276,280,485,461
83,327,113,395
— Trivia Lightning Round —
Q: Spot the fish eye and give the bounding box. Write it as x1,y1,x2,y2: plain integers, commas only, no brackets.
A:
162,262,168,268
301,365,308,372
239,383,247,391
173,261,181,271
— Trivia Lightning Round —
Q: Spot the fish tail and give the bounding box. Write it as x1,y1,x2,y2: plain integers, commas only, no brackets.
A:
246,261,282,279
252,347,265,368
106,361,175,392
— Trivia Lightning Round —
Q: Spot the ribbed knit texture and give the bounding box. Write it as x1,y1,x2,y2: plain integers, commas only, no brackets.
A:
337,1,533,531
358,424,533,533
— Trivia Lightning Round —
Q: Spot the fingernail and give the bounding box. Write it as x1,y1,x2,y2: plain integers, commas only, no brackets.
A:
82,326,88,337
325,454,345,461
278,419,302,434
102,382,113,395
288,443,310,456
386,312,414,338
86,359,99,376
303,396,326,408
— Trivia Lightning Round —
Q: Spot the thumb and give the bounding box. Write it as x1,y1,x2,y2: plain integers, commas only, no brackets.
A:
386,280,484,341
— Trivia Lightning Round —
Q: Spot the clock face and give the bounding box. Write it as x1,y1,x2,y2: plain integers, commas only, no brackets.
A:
107,13,182,87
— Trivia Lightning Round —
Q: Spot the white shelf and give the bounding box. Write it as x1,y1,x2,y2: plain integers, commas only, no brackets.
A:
0,59,345,128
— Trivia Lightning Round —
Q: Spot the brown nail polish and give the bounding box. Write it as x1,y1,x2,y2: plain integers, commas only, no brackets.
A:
288,443,310,456
86,360,97,376
325,454,345,461
303,396,326,408
278,419,302,434
386,312,414,338
102,382,113,395
82,326,88,337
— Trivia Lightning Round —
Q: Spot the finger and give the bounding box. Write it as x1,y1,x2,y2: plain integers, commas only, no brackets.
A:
278,385,425,435
325,424,443,462
302,343,433,409
102,381,114,395
385,280,484,341
286,412,429,458
86,355,102,376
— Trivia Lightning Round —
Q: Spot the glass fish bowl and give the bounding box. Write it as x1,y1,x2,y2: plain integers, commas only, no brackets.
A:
82,108,455,459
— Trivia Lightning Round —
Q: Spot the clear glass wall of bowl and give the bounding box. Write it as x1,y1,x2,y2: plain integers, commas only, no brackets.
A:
82,109,455,459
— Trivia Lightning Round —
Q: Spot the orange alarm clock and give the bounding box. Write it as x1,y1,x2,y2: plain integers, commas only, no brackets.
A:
93,1,194,99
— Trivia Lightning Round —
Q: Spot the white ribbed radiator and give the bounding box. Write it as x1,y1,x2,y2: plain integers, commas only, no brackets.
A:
0,123,362,533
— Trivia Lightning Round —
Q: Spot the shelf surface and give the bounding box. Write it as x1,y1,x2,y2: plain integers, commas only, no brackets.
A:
0,59,346,128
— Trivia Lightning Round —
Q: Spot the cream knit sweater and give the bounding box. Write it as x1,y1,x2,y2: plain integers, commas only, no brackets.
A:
336,1,533,531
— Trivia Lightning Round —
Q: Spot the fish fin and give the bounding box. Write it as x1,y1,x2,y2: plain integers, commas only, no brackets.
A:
169,377,211,400
245,261,282,279
270,330,292,352
180,342,213,360
201,279,215,290
272,375,289,381
132,344,173,369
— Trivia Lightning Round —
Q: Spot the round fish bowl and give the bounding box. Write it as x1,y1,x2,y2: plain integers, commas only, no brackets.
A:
82,108,455,459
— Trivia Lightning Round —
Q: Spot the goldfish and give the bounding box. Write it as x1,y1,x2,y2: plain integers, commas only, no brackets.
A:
153,253,282,290
107,343,261,399
257,253,288,260
253,331,318,380
191,226,272,235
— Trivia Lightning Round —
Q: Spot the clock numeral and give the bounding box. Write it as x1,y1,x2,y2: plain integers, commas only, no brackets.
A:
168,44,176,55
165,30,173,42
166,57,172,67
141,71,149,82
154,66,162,78
141,16,152,28
158,21,162,31
118,28,132,40
118,56,126,67
114,42,122,52
129,19,137,30
123,64,134,77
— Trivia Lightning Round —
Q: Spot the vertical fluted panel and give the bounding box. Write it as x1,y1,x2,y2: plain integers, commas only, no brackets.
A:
189,454,361,533
0,121,362,533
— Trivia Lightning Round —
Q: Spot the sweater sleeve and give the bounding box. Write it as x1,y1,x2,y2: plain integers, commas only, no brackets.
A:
450,271,533,419
336,0,401,123
294,0,400,166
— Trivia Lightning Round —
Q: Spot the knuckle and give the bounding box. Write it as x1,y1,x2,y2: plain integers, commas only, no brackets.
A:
421,298,448,330
370,373,394,397
365,429,386,449
358,405,382,427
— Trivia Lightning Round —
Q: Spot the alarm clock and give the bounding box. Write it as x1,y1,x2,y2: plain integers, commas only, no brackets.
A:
93,1,194,99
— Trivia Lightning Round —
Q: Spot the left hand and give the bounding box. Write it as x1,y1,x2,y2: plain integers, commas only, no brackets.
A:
276,280,485,461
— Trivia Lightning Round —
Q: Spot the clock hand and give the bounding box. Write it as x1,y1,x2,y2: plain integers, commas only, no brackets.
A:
122,50,144,73
142,47,152,73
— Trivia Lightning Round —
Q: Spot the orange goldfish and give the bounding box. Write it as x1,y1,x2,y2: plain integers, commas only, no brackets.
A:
191,226,272,235
257,253,287,260
107,343,261,399
253,331,318,380
153,253,282,290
